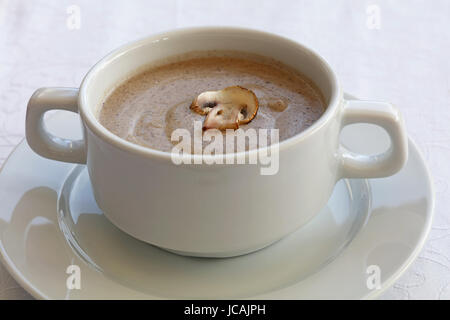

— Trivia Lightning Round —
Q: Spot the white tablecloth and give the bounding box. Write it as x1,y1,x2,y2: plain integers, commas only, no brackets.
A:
0,0,449,300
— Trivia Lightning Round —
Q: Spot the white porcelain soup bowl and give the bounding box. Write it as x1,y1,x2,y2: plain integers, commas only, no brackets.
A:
25,27,408,257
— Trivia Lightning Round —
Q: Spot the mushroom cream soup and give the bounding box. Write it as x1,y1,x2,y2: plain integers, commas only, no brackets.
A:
99,51,326,153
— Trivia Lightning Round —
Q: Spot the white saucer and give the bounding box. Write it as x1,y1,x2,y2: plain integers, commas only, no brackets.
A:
0,95,434,299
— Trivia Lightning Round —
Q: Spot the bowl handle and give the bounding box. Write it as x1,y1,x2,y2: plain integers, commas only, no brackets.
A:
26,87,86,164
338,99,408,179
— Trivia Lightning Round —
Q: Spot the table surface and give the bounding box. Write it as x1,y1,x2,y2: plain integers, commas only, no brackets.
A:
0,0,449,300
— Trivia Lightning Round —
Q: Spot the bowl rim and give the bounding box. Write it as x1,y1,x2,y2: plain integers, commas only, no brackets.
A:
78,26,341,163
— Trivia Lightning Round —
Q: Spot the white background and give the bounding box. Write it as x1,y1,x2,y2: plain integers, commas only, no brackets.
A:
0,0,449,299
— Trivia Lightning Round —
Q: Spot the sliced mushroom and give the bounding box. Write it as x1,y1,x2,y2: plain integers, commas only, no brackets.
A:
189,91,219,115
190,86,259,130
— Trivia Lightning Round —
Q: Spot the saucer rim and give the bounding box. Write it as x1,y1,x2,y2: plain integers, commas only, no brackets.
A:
0,140,49,300
362,135,435,300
